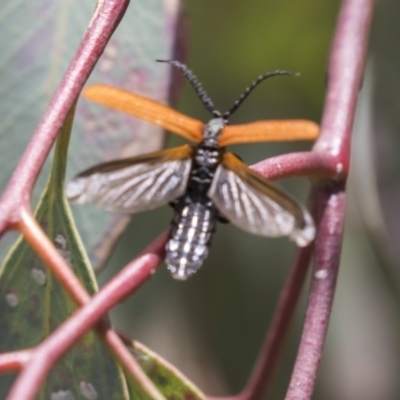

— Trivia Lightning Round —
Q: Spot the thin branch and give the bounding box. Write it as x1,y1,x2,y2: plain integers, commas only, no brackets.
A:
6,232,167,400
0,0,130,236
284,0,374,398
312,0,375,177
18,208,91,305
233,0,374,398
0,1,168,398
0,351,31,372
285,186,345,399
242,243,315,400
251,151,336,181
0,1,375,399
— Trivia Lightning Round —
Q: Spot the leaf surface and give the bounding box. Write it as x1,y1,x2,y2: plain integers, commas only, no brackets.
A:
0,106,127,399
0,1,184,269
129,341,205,400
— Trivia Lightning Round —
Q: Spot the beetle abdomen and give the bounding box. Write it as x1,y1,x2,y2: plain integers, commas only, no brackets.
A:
165,202,217,280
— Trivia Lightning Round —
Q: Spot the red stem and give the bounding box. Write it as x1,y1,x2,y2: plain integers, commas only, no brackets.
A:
0,351,31,372
242,242,315,400
6,233,167,400
312,0,374,173
285,186,345,399
18,209,91,305
236,0,374,399
284,0,374,398
251,151,336,181
0,0,169,398
0,0,374,399
0,0,129,235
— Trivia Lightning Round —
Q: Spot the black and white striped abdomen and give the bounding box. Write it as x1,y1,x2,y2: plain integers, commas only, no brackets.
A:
165,202,217,280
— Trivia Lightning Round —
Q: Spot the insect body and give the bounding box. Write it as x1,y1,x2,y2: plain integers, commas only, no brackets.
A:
67,60,317,280
165,118,225,278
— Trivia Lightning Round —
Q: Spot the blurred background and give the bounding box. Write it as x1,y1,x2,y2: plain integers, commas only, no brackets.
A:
1,0,400,399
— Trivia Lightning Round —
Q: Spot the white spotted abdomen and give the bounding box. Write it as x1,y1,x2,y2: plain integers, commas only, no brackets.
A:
165,202,217,280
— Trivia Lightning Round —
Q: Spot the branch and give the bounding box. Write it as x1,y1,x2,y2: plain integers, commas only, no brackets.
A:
242,238,315,400
6,231,167,400
0,351,31,372
312,0,374,177
284,0,374,398
285,186,345,399
251,151,335,181
233,1,375,399
18,209,91,305
0,1,171,399
0,0,130,235
0,0,375,399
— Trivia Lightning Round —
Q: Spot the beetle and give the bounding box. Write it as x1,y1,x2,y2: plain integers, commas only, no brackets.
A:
66,60,317,280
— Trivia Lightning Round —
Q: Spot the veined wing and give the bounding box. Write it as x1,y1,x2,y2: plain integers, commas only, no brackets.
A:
208,152,315,246
66,145,193,213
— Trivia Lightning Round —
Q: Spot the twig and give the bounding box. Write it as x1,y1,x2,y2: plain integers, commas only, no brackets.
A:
242,239,315,400
18,209,91,305
0,0,129,235
227,1,375,399
286,186,345,399
0,350,31,372
6,232,167,400
284,0,374,398
0,0,375,399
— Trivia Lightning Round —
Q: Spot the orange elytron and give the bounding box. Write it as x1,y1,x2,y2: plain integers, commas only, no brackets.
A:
67,60,318,280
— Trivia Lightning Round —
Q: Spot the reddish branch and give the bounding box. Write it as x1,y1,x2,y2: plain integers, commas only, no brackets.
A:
241,235,316,400
0,1,167,399
285,187,345,400
18,210,91,305
0,350,30,372
0,0,374,399
284,1,374,398
251,151,335,181
242,0,374,399
0,0,128,234
210,1,374,399
6,235,166,400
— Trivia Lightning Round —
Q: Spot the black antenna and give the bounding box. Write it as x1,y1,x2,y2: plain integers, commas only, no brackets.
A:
156,59,221,117
222,70,299,119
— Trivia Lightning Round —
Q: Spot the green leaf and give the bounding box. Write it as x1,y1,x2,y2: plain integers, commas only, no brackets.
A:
0,105,127,399
0,2,185,270
0,2,108,262
128,341,205,400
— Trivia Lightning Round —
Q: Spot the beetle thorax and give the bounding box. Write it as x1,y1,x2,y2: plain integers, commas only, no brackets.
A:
201,117,227,148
